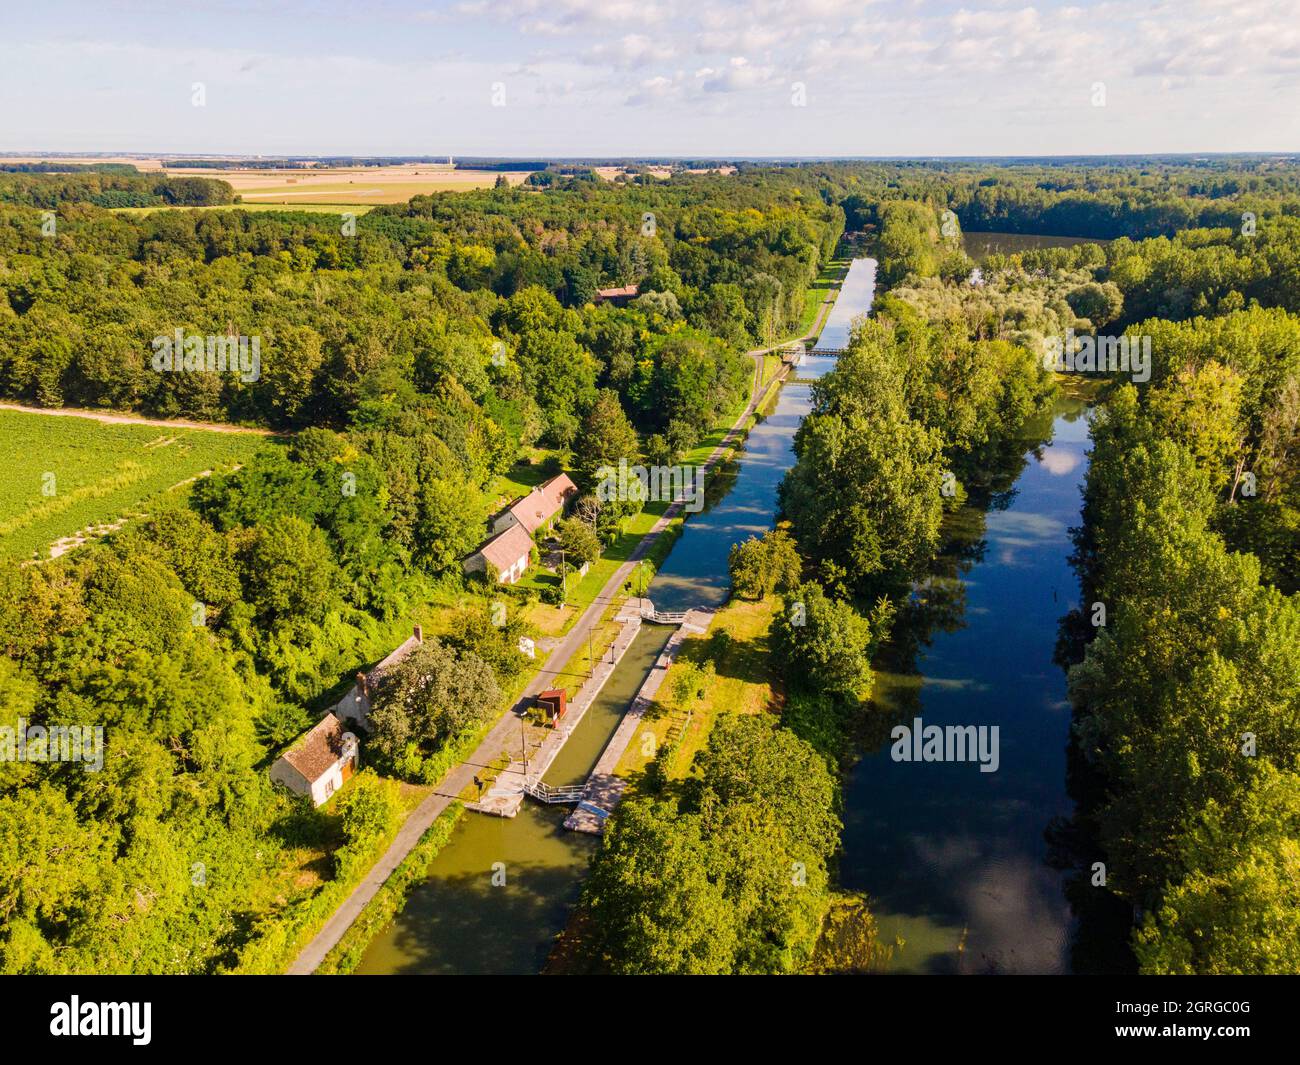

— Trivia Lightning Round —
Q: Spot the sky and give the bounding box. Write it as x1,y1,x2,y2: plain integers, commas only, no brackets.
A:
2,0,1299,157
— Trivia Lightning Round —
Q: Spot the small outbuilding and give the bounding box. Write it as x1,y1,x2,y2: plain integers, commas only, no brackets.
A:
270,713,359,807
536,688,568,727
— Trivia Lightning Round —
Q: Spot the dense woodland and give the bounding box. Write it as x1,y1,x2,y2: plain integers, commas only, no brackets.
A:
3,157,1300,974
578,157,1300,975
0,167,234,209
0,166,840,973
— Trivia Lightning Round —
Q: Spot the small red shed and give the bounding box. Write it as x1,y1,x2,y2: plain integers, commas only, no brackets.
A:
536,688,568,727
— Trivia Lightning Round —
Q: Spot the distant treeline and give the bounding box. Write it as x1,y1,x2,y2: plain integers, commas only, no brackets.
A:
454,159,549,172
836,159,1300,242
0,162,140,175
0,171,234,209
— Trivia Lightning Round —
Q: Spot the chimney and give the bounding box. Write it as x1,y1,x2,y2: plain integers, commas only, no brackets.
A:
356,672,368,700
413,623,423,643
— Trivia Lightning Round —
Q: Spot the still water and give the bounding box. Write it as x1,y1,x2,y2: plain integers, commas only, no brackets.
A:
838,396,1091,973
647,260,872,612
355,258,881,974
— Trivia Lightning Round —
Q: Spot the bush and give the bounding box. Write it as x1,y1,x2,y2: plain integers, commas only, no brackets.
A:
332,771,400,879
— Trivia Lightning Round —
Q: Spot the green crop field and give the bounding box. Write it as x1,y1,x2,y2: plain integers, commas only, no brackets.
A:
0,410,272,560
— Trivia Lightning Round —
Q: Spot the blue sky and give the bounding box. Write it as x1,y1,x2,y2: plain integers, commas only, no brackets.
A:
3,0,1298,156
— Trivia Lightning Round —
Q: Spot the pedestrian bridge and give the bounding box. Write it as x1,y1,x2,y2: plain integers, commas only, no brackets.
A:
522,780,585,804
628,597,689,624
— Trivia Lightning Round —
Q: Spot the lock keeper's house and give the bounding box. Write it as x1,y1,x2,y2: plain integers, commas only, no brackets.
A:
464,473,578,585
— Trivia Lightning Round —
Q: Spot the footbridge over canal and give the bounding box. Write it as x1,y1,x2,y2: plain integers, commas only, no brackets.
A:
465,598,712,828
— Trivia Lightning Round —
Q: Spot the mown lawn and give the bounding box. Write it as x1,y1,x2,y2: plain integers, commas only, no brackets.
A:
614,595,781,787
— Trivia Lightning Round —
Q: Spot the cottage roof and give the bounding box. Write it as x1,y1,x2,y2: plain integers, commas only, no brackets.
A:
479,522,534,572
596,284,639,301
280,713,352,783
507,474,578,535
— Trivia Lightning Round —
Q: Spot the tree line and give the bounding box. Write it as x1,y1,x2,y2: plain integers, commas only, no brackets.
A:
0,166,843,972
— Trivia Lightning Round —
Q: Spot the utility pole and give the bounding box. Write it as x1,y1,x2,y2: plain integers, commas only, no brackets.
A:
559,547,566,607
520,716,528,775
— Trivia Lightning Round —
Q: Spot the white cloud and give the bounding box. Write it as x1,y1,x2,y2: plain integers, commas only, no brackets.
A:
5,0,1300,154
584,33,678,68
698,56,775,93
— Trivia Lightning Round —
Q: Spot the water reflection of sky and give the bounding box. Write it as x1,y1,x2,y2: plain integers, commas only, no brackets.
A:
648,383,812,613
647,258,879,615
817,259,878,350
839,403,1086,974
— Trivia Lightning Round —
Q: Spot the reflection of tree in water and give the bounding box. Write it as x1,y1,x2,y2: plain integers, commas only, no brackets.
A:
382,854,595,975
859,423,1039,749
1041,404,1138,975
1046,651,1139,970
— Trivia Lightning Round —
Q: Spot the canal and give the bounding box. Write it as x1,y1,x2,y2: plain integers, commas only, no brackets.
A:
357,256,1089,976
838,393,1091,973
354,259,876,975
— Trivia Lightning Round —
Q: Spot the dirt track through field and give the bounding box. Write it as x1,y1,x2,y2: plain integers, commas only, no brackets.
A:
0,402,279,435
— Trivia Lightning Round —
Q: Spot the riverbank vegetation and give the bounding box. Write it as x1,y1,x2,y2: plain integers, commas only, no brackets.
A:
0,167,841,973
583,714,840,973
1062,319,1300,973
6,156,1300,976
315,805,463,976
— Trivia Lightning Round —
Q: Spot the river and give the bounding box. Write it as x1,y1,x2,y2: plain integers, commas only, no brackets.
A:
355,256,1086,975
838,394,1090,973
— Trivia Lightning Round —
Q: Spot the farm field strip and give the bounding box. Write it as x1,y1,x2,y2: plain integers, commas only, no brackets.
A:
112,203,377,216
164,165,533,205
0,410,269,560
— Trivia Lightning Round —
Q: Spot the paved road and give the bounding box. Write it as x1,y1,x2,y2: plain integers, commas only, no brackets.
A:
287,267,847,975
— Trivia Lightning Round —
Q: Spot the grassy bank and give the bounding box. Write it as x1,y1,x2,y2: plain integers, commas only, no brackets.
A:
797,256,850,337
613,594,782,789
315,806,465,975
